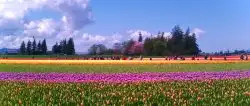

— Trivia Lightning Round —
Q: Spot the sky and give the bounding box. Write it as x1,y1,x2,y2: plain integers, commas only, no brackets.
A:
0,0,250,52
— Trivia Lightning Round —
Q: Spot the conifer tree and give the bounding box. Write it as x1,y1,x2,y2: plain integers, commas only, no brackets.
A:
26,40,32,55
138,32,143,42
32,37,37,55
67,38,75,55
41,39,47,55
37,41,42,55
20,41,26,55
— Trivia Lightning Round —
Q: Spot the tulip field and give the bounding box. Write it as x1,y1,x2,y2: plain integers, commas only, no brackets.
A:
0,60,250,105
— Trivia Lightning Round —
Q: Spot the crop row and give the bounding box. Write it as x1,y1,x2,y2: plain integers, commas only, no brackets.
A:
0,71,250,83
0,79,249,105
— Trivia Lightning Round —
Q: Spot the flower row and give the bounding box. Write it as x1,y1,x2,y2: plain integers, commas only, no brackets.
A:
0,71,249,83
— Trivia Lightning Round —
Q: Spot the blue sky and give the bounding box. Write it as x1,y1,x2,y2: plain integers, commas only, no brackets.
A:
85,0,250,52
0,0,249,52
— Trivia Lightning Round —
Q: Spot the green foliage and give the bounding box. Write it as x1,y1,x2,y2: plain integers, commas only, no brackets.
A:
188,34,200,55
19,41,26,55
32,37,37,55
52,38,75,55
143,26,201,56
37,41,42,55
169,25,185,55
0,79,249,105
19,38,46,55
143,38,154,56
153,40,166,56
41,39,47,55
26,40,32,55
62,39,67,54
52,42,58,54
143,32,167,56
67,38,75,55
85,25,201,56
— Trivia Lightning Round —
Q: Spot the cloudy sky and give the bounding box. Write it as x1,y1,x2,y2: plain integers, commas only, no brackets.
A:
0,0,250,52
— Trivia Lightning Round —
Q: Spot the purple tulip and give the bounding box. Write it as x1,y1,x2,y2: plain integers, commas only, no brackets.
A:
0,71,249,83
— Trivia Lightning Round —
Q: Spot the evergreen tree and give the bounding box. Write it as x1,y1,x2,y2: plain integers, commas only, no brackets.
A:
55,42,60,54
41,39,47,55
184,28,192,54
52,43,58,54
37,41,42,55
20,41,26,55
143,38,154,56
184,28,190,37
160,32,165,41
67,38,75,55
57,42,62,54
189,33,200,55
26,40,32,55
153,40,167,56
138,32,143,42
32,37,37,55
86,26,201,56
62,39,67,54
59,40,64,54
169,25,185,56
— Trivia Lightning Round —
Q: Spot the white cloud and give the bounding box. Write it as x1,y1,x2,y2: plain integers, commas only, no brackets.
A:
0,0,93,52
24,18,60,37
127,30,173,40
127,30,152,41
0,0,45,20
52,0,93,30
0,0,93,33
0,35,33,49
192,28,205,38
81,33,106,43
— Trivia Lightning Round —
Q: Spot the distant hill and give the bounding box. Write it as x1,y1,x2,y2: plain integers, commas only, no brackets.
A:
0,48,19,54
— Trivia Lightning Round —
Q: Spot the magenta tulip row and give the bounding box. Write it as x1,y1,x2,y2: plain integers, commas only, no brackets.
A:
0,71,249,83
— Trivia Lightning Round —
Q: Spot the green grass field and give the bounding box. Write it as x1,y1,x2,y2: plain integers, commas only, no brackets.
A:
0,62,250,73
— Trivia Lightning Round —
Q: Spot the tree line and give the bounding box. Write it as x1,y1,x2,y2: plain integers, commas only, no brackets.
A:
88,26,201,56
52,38,75,55
19,37,47,55
143,26,200,56
19,37,75,55
19,26,200,56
